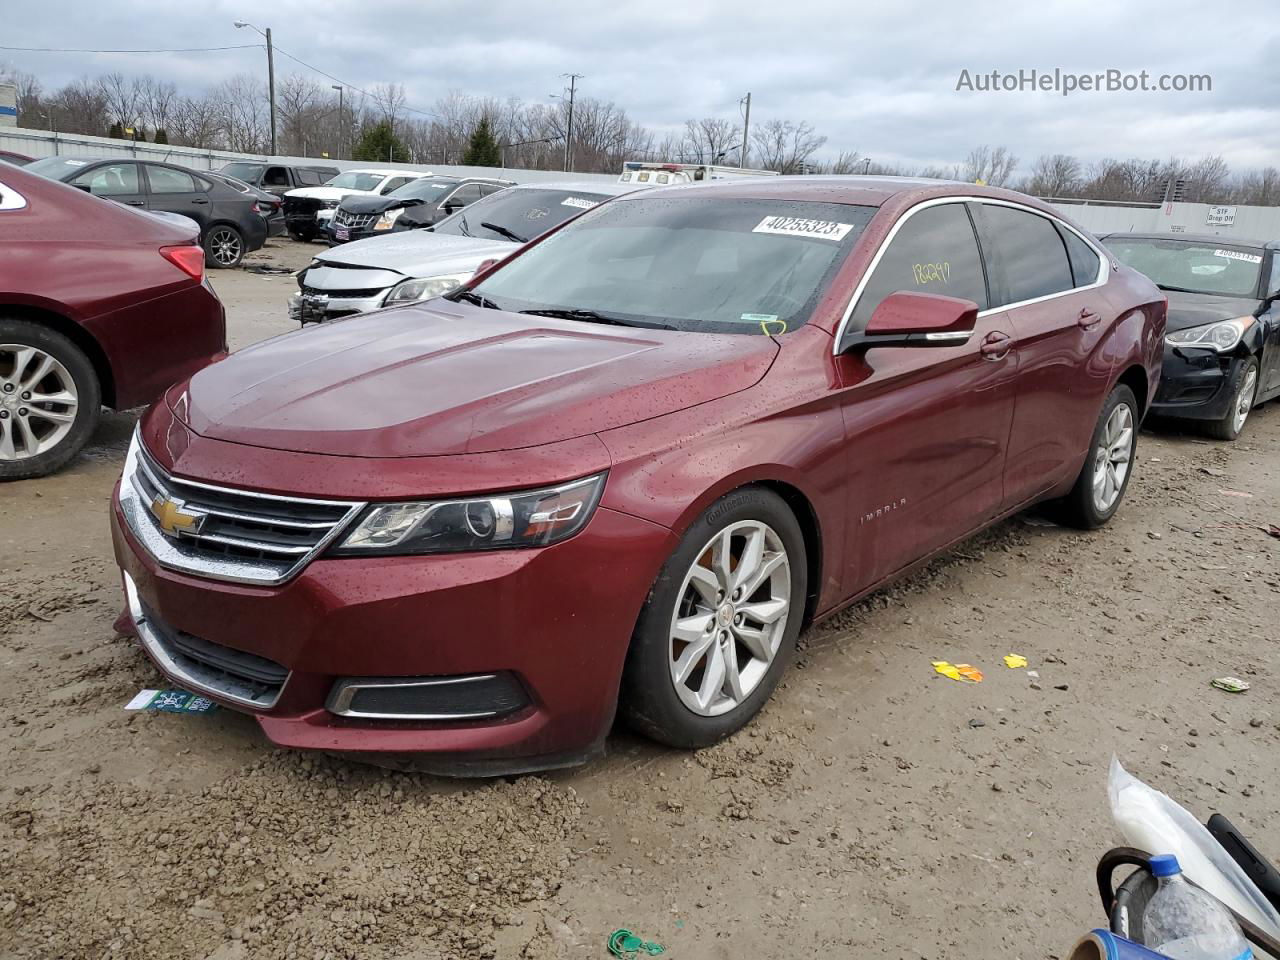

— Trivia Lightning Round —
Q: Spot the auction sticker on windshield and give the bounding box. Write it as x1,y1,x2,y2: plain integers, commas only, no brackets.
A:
752,215,854,241
561,197,598,209
1214,248,1262,264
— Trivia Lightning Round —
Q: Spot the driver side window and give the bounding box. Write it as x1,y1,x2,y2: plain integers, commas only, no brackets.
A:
848,203,989,333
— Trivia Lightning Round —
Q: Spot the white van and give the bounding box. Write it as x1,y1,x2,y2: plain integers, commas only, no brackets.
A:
618,161,780,186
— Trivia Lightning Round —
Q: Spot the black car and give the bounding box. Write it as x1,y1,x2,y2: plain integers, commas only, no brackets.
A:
327,176,511,244
207,171,287,238
1102,232,1280,439
26,156,267,268
216,161,338,198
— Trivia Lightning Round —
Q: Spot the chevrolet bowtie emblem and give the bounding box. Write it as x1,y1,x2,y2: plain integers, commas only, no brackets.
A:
149,494,204,538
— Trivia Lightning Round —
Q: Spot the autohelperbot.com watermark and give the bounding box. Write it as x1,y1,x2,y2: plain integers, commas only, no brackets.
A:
955,68,1212,96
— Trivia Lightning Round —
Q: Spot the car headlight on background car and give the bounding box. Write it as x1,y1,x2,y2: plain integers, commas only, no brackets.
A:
1165,316,1253,352
374,208,406,231
331,473,607,556
382,274,472,305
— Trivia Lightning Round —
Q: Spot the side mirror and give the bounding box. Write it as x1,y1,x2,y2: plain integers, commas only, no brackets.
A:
443,199,466,212
844,291,979,351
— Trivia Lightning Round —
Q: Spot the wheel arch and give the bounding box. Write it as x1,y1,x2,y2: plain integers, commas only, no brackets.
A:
0,303,116,408
1115,363,1148,418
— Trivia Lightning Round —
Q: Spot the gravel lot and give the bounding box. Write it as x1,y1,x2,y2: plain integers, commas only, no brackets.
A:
2,238,1278,959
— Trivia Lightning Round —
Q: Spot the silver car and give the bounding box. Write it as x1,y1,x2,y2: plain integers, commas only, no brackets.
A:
289,180,640,324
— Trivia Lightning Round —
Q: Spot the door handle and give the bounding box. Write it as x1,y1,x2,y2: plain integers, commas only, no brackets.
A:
124,200,145,206
980,331,1012,360
191,198,210,205
1078,308,1102,329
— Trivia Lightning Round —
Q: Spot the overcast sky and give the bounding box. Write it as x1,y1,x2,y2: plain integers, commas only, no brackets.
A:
6,0,1279,172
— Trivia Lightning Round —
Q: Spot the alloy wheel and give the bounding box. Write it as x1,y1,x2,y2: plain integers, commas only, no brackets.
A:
0,344,79,461
1232,365,1259,435
1091,401,1134,513
208,228,242,266
668,520,792,717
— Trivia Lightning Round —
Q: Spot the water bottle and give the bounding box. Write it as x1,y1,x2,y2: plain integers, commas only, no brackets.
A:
1143,854,1253,960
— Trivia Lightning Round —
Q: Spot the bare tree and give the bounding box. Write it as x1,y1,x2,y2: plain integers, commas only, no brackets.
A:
683,117,741,164
963,145,1018,186
750,119,826,173
214,74,270,153
1233,166,1280,206
97,72,143,131
1023,153,1083,197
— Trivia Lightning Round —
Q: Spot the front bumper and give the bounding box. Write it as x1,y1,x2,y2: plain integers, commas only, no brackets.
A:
110,484,675,773
288,289,389,324
1150,344,1251,421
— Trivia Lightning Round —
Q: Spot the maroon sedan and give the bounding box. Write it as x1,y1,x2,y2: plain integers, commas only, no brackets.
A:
110,177,1164,773
0,164,226,479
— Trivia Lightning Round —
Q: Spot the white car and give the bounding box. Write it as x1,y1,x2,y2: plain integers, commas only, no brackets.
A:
282,167,432,241
290,180,640,324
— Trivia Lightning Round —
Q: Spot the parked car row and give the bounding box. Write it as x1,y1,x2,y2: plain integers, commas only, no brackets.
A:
280,167,430,241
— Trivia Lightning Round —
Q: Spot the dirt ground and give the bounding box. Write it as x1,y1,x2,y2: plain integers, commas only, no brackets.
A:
2,238,1278,960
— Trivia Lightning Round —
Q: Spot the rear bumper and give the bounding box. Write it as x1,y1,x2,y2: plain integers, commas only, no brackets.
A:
1150,345,1251,421
110,485,675,773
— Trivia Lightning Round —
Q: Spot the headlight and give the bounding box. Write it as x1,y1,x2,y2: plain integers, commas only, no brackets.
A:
332,473,607,555
1166,316,1253,352
320,199,339,209
383,274,471,305
373,207,406,231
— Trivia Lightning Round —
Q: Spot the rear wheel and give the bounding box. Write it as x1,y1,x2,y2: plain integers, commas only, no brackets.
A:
621,487,807,748
1203,357,1259,441
0,319,101,481
204,225,245,268
1056,383,1138,529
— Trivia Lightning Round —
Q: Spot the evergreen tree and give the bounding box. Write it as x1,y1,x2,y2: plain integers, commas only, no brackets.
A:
351,121,410,163
108,121,124,140
462,117,501,167
153,128,169,144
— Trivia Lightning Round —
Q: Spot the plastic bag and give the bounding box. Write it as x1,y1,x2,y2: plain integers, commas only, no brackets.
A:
1109,756,1280,941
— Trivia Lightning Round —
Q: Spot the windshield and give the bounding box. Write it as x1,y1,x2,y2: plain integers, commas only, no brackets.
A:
467,197,875,335
219,162,264,183
325,171,387,191
433,188,605,243
390,179,458,202
1104,237,1264,298
25,156,95,180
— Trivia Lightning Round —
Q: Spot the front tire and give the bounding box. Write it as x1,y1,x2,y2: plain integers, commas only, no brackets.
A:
1056,383,1139,529
204,225,245,268
1203,357,1259,441
0,319,101,481
621,487,807,749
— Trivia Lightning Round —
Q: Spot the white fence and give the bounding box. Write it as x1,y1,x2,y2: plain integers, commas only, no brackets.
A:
0,125,617,185
1046,198,1280,241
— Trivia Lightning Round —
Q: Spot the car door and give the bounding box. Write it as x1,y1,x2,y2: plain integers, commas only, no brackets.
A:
973,201,1113,504
143,164,213,234
832,199,1019,590
1260,253,1280,397
68,161,147,209
441,183,484,218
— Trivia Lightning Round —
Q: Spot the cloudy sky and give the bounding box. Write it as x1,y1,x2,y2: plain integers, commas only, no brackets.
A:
6,0,1279,172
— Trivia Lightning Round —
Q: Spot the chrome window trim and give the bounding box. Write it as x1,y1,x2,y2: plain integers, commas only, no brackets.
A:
120,430,366,586
327,674,508,721
832,195,1111,354
123,571,288,710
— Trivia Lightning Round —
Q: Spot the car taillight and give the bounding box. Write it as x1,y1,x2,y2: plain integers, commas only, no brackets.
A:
160,244,205,281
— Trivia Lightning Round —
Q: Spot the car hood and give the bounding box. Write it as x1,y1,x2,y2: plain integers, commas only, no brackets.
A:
340,194,403,214
285,186,370,201
314,231,515,278
1163,290,1262,333
171,303,779,457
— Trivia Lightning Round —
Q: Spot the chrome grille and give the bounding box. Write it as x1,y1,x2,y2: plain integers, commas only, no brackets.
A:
333,210,375,228
118,432,365,585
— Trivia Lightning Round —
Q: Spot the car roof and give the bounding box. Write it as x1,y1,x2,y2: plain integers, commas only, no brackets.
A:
507,179,640,196
344,167,433,177
1100,231,1279,250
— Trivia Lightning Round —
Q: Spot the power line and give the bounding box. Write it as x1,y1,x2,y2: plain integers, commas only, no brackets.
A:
0,44,262,53
270,44,439,120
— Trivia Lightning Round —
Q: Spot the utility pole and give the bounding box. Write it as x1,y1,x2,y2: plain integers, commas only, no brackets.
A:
234,21,277,155
740,92,751,168
331,85,343,160
562,73,582,172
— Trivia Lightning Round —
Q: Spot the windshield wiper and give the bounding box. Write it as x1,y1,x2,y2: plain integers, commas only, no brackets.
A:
479,221,527,243
452,289,501,310
518,308,675,330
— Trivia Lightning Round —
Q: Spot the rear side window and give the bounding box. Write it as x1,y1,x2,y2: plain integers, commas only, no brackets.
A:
147,166,199,194
72,163,140,196
479,183,506,196
296,169,322,186
380,177,414,194
849,202,988,332
981,205,1074,305
447,184,484,206
1056,223,1102,287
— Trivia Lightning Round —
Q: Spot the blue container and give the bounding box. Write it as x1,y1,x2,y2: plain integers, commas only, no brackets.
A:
1068,929,1173,960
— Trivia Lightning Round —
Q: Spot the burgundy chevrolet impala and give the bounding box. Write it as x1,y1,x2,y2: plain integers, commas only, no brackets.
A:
111,177,1164,773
